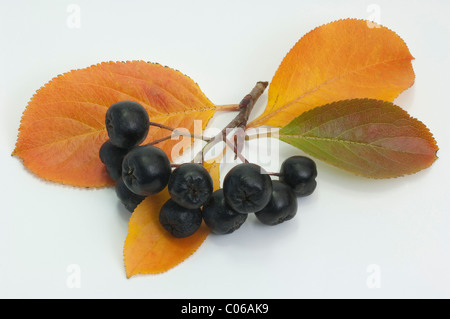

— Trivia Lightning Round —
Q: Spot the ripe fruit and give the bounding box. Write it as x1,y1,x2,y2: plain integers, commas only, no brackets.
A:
105,100,150,149
202,189,247,234
168,163,213,209
255,181,298,226
159,199,203,238
223,163,272,214
122,145,171,196
279,156,317,197
99,140,130,181
115,178,146,212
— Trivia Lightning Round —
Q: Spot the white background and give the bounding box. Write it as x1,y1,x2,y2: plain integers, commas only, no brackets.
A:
1,0,449,299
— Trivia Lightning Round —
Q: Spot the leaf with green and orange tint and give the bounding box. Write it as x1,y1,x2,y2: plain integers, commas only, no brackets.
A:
123,158,222,277
279,99,438,179
13,61,221,188
248,19,415,129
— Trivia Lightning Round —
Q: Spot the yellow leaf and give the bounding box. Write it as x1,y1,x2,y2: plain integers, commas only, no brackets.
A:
123,157,222,277
247,19,415,128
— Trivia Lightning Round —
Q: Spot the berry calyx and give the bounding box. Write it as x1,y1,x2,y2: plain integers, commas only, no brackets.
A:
159,199,203,238
202,189,247,234
168,163,214,209
99,140,130,181
105,100,150,149
122,145,171,196
222,163,273,214
279,156,317,197
255,181,298,226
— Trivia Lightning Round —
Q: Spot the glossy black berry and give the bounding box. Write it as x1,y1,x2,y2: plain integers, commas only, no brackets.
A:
122,145,171,196
99,140,130,181
223,163,273,214
115,178,146,212
168,163,213,209
255,181,298,226
202,189,247,234
159,199,202,238
105,100,150,149
279,156,317,197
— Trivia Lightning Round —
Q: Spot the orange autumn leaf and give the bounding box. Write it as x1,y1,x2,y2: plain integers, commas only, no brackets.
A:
13,61,219,188
123,158,222,277
247,19,415,128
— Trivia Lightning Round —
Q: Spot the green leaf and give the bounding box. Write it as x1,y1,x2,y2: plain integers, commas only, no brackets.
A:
279,99,438,179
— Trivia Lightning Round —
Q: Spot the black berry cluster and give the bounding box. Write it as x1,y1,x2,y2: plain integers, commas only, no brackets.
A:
99,100,170,211
99,100,318,239
160,163,214,238
215,157,317,230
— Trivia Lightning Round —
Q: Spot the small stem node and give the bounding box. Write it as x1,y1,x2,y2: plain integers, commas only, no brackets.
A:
192,81,268,163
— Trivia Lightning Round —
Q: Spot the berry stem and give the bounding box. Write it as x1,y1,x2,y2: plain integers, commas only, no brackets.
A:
147,121,213,143
148,121,176,131
147,135,172,145
224,136,249,164
268,172,280,177
193,81,268,163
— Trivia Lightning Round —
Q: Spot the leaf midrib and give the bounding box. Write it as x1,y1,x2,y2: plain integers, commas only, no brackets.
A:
279,134,432,156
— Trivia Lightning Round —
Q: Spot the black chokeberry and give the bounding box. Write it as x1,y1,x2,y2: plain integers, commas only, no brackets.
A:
168,163,213,209
255,181,298,226
279,156,317,197
159,199,202,238
115,177,146,212
105,100,150,149
222,163,273,214
122,145,171,196
202,189,247,235
99,140,130,181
